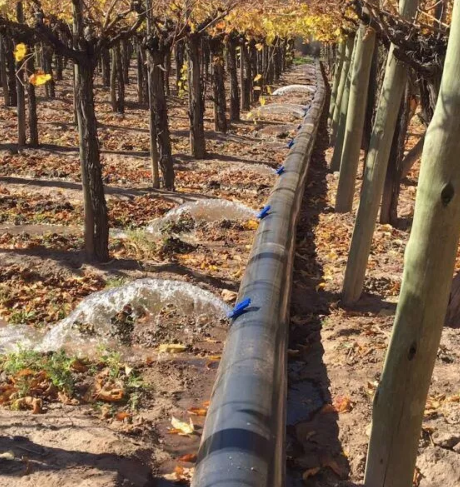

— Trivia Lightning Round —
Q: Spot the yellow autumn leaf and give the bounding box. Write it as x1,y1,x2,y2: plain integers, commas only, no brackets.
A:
29,71,52,86
244,220,259,230
170,416,195,436
158,343,187,354
254,73,262,82
259,96,266,106
255,43,264,51
14,43,27,62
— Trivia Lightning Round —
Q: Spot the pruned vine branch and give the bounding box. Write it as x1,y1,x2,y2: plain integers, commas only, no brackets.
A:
346,0,448,77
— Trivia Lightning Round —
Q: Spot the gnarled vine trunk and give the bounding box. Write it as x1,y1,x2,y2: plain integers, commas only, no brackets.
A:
72,0,109,262
174,40,184,94
187,32,206,158
0,36,10,106
26,49,39,147
75,62,109,262
15,3,26,148
210,37,227,133
147,46,175,189
226,36,239,122
240,39,250,111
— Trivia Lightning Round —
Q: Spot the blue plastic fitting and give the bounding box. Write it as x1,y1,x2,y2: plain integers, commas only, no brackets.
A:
257,205,271,219
227,298,251,319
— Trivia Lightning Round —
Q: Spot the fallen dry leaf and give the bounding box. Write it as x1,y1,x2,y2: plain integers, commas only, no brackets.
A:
170,416,195,436
164,465,195,483
158,344,187,354
179,453,197,463
32,397,43,414
97,388,124,402
244,220,259,230
15,368,35,377
70,359,88,373
413,466,422,487
187,407,207,417
333,396,354,413
93,378,125,403
116,411,132,421
13,396,43,414
315,282,326,292
221,289,238,303
0,384,17,404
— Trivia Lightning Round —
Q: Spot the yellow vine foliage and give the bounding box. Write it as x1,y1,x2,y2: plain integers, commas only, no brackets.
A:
29,71,52,86
2,0,139,31
14,42,27,62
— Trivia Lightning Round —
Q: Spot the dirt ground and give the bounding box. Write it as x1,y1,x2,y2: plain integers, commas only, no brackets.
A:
4,57,455,487
286,84,460,487
0,59,316,485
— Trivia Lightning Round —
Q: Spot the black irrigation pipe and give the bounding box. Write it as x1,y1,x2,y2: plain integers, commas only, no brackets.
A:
191,60,327,487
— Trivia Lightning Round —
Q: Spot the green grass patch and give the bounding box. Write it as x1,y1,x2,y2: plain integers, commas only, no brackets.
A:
293,55,315,66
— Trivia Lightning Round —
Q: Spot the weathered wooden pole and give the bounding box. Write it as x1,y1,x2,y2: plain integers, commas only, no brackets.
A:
330,33,358,171
335,23,376,212
365,1,460,485
328,41,345,125
331,35,354,144
341,0,420,304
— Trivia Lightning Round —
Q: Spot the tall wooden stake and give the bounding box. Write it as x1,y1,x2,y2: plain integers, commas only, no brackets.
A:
365,1,460,486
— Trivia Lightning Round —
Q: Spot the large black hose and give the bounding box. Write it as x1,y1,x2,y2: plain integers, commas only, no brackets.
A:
191,60,326,487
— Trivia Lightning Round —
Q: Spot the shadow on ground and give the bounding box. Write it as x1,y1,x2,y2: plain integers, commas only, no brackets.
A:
286,76,360,487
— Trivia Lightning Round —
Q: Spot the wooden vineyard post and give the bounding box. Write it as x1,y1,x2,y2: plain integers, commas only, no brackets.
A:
365,1,460,485
335,24,376,213
341,0,420,304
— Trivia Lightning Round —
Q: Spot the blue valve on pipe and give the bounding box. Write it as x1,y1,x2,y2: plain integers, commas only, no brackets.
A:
257,205,271,219
287,139,295,149
227,298,251,319
276,166,285,175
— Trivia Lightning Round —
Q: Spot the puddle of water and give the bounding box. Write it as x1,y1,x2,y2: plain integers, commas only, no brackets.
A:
0,279,231,355
287,379,323,426
255,104,309,119
221,164,275,177
272,85,316,96
146,199,257,236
